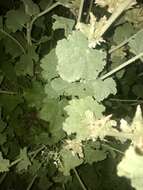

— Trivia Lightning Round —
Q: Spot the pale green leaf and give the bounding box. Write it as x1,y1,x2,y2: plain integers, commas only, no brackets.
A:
90,78,117,101
63,96,105,140
56,31,87,82
0,152,10,173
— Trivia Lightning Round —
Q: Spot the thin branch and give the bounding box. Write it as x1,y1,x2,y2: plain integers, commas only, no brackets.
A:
27,2,60,45
0,29,26,54
109,29,143,54
77,0,85,23
73,168,87,190
100,51,143,80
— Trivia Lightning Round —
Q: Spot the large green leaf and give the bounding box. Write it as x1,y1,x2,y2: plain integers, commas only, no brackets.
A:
56,31,106,82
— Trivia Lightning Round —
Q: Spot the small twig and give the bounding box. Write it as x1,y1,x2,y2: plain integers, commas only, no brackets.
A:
0,29,26,54
73,168,87,190
100,51,143,80
77,0,85,23
109,29,143,54
27,2,60,45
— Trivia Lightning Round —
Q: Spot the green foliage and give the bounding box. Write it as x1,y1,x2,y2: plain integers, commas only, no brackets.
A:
0,0,143,189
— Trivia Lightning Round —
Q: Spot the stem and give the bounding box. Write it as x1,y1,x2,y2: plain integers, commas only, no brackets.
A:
100,52,143,80
109,98,143,103
0,29,26,54
10,158,22,167
109,29,143,54
73,168,87,190
30,145,46,161
102,144,124,155
96,0,135,42
77,0,85,23
85,0,94,23
27,2,60,45
0,90,17,95
0,173,7,185
26,174,37,190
